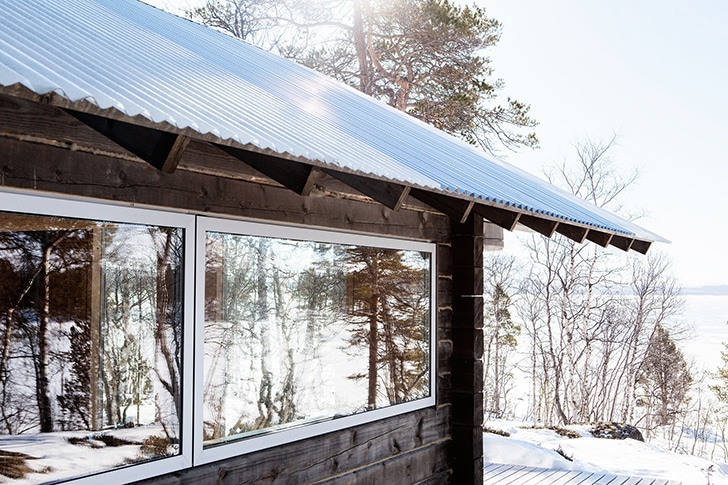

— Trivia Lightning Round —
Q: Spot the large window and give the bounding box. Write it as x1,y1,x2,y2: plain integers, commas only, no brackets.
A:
0,192,434,482
195,219,434,463
0,193,194,485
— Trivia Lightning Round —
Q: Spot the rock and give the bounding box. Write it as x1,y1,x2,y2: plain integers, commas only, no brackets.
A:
590,422,644,442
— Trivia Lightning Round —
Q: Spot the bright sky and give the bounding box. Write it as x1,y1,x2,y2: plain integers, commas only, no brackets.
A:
145,0,727,287
482,0,728,288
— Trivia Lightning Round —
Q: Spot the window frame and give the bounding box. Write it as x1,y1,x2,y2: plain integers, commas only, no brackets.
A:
0,190,195,485
193,216,437,466
0,189,437,480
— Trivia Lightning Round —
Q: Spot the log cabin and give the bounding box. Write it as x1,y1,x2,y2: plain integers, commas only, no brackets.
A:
0,1,664,483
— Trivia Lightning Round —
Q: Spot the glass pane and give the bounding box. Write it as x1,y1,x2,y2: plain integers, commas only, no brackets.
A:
0,212,184,483
203,232,431,446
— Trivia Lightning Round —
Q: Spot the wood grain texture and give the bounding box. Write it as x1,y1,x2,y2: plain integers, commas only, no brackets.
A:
0,96,460,484
450,215,485,484
0,138,451,243
132,408,450,485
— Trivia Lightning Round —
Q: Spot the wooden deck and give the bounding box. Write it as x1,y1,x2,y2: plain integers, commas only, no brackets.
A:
483,463,682,484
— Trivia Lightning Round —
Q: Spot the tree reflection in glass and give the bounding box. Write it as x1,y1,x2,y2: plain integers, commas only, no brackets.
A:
203,232,431,446
0,212,183,482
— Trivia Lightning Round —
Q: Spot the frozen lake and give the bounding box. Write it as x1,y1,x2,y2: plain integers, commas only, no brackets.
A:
681,294,728,373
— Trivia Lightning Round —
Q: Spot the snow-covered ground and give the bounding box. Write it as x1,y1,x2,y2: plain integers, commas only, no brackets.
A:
0,425,170,484
484,420,728,485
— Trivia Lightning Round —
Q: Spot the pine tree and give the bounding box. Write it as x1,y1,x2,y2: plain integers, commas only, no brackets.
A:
188,0,537,153
710,324,728,404
345,247,429,409
637,324,692,427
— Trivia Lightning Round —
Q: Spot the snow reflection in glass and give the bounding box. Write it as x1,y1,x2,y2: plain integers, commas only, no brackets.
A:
0,212,184,482
203,232,431,446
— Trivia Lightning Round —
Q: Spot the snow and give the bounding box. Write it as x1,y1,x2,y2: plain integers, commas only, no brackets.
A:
0,426,170,484
484,420,728,484
3,420,727,484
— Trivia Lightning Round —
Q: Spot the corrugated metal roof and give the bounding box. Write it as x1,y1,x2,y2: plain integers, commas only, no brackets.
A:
0,0,665,245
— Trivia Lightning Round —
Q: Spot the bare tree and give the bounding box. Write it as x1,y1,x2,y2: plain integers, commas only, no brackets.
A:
483,253,520,418
518,138,684,426
619,254,684,424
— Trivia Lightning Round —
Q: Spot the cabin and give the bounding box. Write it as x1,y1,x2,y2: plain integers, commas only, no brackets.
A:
0,1,663,484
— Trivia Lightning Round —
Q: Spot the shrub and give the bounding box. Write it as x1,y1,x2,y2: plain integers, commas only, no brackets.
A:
141,435,171,457
590,422,644,442
483,426,510,437
0,450,40,479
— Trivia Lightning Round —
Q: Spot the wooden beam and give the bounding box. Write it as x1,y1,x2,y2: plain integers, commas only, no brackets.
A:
556,223,589,244
299,166,323,197
630,239,653,255
586,230,613,248
519,214,559,238
410,189,474,224
450,214,484,484
63,109,189,172
471,204,521,232
219,145,319,196
0,136,453,242
323,169,410,211
610,235,634,252
159,134,190,174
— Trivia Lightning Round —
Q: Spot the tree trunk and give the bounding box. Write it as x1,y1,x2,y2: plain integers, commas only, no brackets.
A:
37,240,54,433
367,293,379,410
153,228,180,428
352,0,371,94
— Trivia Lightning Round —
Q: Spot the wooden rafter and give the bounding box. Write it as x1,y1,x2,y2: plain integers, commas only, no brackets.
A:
219,145,320,196
323,169,410,211
519,214,559,238
556,223,589,244
472,204,521,231
64,109,189,173
410,189,474,224
586,230,614,248
610,235,635,252
630,239,653,255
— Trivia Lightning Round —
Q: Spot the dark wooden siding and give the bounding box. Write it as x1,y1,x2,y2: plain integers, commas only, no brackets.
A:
139,408,450,485
0,95,463,484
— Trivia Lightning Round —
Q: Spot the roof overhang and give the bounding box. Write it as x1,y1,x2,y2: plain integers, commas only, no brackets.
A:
0,0,666,254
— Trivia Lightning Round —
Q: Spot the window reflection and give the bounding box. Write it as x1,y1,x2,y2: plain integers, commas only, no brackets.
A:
203,232,431,446
0,213,183,482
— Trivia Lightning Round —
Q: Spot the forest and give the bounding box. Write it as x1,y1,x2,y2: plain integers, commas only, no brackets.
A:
201,231,432,444
0,211,434,474
481,140,728,463
0,213,185,460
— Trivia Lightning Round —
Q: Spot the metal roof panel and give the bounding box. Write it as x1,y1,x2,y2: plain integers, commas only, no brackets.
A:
0,0,666,244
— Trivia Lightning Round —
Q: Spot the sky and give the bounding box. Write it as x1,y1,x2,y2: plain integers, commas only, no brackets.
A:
481,0,728,288
145,0,727,288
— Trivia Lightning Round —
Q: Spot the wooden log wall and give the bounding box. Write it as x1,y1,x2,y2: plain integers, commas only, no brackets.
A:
0,95,479,484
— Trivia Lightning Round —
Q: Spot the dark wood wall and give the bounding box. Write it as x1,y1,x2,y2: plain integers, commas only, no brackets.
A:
0,95,488,484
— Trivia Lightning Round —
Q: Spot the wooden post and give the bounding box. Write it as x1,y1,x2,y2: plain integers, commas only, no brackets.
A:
450,214,484,484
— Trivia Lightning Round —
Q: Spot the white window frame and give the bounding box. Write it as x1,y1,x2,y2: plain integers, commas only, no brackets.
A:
193,216,437,466
0,190,195,485
0,189,437,480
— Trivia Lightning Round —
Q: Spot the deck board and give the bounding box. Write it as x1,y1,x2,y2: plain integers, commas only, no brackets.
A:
483,463,682,485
